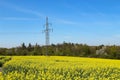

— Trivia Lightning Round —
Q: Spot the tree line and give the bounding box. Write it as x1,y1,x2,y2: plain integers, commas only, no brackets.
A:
0,42,120,59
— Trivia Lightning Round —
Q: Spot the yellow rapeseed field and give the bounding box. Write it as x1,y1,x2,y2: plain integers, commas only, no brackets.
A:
0,56,120,80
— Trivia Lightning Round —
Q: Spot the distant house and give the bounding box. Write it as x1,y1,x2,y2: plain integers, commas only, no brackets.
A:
96,46,107,55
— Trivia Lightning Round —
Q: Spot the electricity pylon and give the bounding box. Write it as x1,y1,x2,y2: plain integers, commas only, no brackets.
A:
43,17,52,56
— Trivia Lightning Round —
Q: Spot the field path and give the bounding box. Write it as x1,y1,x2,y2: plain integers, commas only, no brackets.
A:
0,67,2,72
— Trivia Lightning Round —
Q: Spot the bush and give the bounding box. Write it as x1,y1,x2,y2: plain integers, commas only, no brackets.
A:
0,56,12,67
0,60,5,67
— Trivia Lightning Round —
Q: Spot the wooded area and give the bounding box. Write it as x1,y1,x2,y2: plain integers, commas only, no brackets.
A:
0,42,120,59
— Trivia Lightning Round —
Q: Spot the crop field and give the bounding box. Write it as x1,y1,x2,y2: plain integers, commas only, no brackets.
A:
0,56,120,80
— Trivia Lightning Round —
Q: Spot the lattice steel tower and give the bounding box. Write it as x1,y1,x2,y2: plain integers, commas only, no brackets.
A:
43,17,52,55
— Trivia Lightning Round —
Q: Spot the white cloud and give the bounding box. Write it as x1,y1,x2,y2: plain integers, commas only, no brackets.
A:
1,0,115,26
52,18,78,25
0,1,45,18
1,17,40,21
0,1,80,25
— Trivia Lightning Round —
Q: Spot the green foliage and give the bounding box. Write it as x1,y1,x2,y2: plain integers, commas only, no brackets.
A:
0,42,120,59
0,60,5,67
0,56,11,67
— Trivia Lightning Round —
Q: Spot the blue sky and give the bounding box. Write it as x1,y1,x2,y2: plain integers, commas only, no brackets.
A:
1,0,120,48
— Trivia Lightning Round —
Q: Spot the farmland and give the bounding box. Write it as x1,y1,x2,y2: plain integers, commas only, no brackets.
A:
0,56,120,80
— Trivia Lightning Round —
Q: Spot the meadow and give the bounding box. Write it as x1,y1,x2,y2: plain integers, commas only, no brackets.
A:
0,56,120,80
